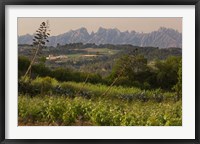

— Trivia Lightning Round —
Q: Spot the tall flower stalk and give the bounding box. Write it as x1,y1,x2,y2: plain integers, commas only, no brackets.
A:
24,21,50,78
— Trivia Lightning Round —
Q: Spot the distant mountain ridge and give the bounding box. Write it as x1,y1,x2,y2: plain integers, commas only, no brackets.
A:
18,27,182,48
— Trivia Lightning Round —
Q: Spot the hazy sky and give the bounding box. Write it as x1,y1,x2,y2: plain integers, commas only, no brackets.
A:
18,18,182,36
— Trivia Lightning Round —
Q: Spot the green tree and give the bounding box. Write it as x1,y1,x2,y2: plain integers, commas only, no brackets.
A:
18,56,30,71
18,56,30,77
102,51,148,96
38,56,47,64
173,59,182,100
32,63,51,77
155,56,181,90
108,54,149,87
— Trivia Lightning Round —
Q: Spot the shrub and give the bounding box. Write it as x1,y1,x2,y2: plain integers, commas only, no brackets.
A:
31,76,58,95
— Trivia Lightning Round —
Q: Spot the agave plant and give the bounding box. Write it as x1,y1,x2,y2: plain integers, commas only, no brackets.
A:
24,21,50,78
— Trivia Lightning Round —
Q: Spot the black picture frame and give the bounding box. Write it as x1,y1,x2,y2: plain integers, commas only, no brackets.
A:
0,0,200,143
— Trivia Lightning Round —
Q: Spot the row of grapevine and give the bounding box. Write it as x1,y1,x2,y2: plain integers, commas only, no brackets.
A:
18,95,182,126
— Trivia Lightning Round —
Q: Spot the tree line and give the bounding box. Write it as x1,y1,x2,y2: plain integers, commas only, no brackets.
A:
19,54,181,92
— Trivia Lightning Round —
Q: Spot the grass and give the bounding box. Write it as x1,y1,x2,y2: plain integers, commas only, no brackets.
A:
83,48,119,54
66,48,120,58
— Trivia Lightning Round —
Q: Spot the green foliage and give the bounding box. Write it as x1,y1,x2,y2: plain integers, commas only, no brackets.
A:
38,56,47,64
19,77,176,102
51,68,103,84
155,56,181,90
19,76,58,96
19,60,104,84
172,59,182,100
108,55,181,90
18,76,37,96
18,54,182,91
18,56,30,71
51,68,72,81
18,56,30,77
18,95,182,126
111,54,148,79
31,77,58,95
32,63,51,77
108,55,146,88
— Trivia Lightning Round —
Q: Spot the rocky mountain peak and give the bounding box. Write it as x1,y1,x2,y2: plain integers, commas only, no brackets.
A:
18,27,182,48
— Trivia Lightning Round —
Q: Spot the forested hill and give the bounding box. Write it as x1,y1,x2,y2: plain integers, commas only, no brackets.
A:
18,43,182,61
18,43,181,78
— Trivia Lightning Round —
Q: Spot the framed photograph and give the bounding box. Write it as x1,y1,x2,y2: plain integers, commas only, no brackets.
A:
0,0,199,143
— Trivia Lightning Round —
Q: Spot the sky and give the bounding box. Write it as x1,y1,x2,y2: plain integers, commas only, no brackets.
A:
18,18,182,36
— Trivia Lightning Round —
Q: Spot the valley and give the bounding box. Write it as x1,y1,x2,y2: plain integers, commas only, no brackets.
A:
18,20,182,126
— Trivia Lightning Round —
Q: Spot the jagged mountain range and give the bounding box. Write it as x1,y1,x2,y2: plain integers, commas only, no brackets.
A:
18,27,182,48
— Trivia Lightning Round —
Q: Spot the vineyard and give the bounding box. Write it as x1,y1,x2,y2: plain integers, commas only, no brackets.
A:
18,21,182,126
18,95,182,126
18,76,182,126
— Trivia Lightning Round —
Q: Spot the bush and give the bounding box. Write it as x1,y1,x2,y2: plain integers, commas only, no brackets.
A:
18,56,30,77
32,63,51,77
18,76,38,96
31,76,58,95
